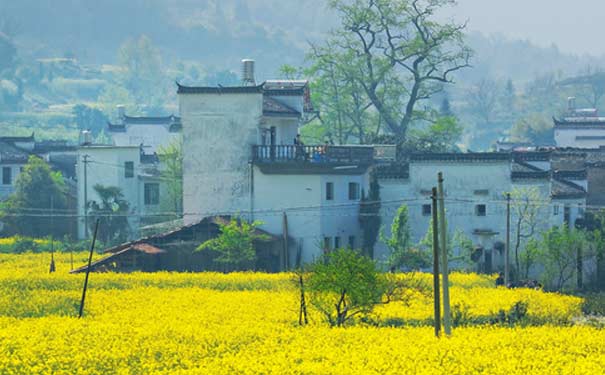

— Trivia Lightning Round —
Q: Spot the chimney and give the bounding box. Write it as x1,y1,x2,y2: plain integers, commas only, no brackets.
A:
568,97,576,113
79,130,92,146
116,105,126,121
241,59,256,86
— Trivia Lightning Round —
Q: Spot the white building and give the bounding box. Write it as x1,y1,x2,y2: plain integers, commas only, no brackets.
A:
76,144,166,239
179,67,373,266
107,107,181,154
375,151,586,274
554,98,605,148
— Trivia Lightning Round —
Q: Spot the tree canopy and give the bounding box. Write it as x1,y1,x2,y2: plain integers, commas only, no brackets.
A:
308,0,471,144
0,156,68,238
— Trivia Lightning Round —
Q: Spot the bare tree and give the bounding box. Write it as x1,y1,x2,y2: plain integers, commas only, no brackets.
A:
467,78,499,125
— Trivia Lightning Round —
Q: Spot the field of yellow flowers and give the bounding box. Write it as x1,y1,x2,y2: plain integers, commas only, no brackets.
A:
0,252,603,374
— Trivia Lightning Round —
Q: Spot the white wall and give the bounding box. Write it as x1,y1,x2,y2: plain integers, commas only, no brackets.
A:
0,164,24,200
111,126,180,154
555,128,605,148
253,168,369,265
76,146,141,239
180,92,263,224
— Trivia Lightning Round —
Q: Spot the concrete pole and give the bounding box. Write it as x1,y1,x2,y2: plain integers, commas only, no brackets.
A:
437,172,451,335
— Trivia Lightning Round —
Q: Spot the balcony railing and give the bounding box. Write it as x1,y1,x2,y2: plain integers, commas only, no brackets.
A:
252,145,374,165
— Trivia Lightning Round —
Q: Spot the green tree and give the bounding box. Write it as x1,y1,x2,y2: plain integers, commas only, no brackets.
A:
196,217,270,271
157,140,183,220
510,187,546,280
537,226,587,291
87,184,130,245
382,204,429,270
510,113,554,145
403,116,463,153
72,104,109,136
310,0,471,144
307,249,388,326
359,173,381,258
0,156,68,238
117,35,166,111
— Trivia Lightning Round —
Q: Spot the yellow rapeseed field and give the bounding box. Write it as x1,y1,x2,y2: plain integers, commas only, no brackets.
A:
0,252,602,374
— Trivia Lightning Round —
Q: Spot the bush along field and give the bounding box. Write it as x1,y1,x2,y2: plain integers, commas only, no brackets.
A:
0,252,603,374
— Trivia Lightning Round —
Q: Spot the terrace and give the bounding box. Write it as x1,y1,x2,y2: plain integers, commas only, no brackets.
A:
251,144,379,174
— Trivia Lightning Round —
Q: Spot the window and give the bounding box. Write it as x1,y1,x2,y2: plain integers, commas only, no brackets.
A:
334,236,341,249
124,161,134,178
348,236,356,249
475,204,487,217
348,182,360,200
2,167,11,185
422,204,432,216
326,182,334,201
323,237,332,252
144,183,160,205
553,205,559,216
564,206,571,226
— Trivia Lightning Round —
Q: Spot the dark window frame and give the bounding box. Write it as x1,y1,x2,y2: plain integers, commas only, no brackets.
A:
2,167,11,185
348,182,360,200
144,183,160,205
124,161,134,178
475,204,487,217
326,182,334,201
422,204,432,216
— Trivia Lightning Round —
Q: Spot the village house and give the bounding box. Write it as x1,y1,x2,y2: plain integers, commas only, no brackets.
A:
178,60,374,266
106,105,181,153
554,97,605,148
75,109,183,240
375,150,587,277
0,134,78,235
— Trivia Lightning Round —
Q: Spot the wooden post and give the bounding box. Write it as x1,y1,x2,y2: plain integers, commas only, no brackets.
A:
437,172,451,335
78,219,99,318
431,187,441,337
49,195,56,273
505,193,511,286
282,211,289,271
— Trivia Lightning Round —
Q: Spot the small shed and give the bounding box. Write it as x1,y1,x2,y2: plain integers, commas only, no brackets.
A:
71,216,285,273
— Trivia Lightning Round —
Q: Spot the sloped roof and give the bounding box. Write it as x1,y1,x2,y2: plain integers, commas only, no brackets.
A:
177,82,264,94
551,178,587,199
0,140,30,164
263,96,300,117
70,243,166,273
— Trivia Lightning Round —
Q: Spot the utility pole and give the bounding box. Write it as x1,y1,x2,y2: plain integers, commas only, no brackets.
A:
505,193,511,287
437,172,451,335
431,187,441,337
82,154,90,239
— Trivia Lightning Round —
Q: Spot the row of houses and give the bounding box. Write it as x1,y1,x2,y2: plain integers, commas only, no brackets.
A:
3,60,605,279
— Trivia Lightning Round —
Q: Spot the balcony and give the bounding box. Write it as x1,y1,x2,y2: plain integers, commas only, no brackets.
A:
251,145,374,174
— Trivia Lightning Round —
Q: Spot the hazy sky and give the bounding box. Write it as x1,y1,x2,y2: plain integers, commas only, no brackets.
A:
446,0,605,56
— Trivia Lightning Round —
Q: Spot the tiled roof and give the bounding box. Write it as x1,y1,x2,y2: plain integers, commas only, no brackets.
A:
0,134,35,143
176,82,264,94
551,178,587,199
0,141,30,164
107,115,181,132
410,152,511,162
262,96,300,117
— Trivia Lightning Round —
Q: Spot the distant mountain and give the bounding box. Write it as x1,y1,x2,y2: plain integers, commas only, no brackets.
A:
4,1,605,81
